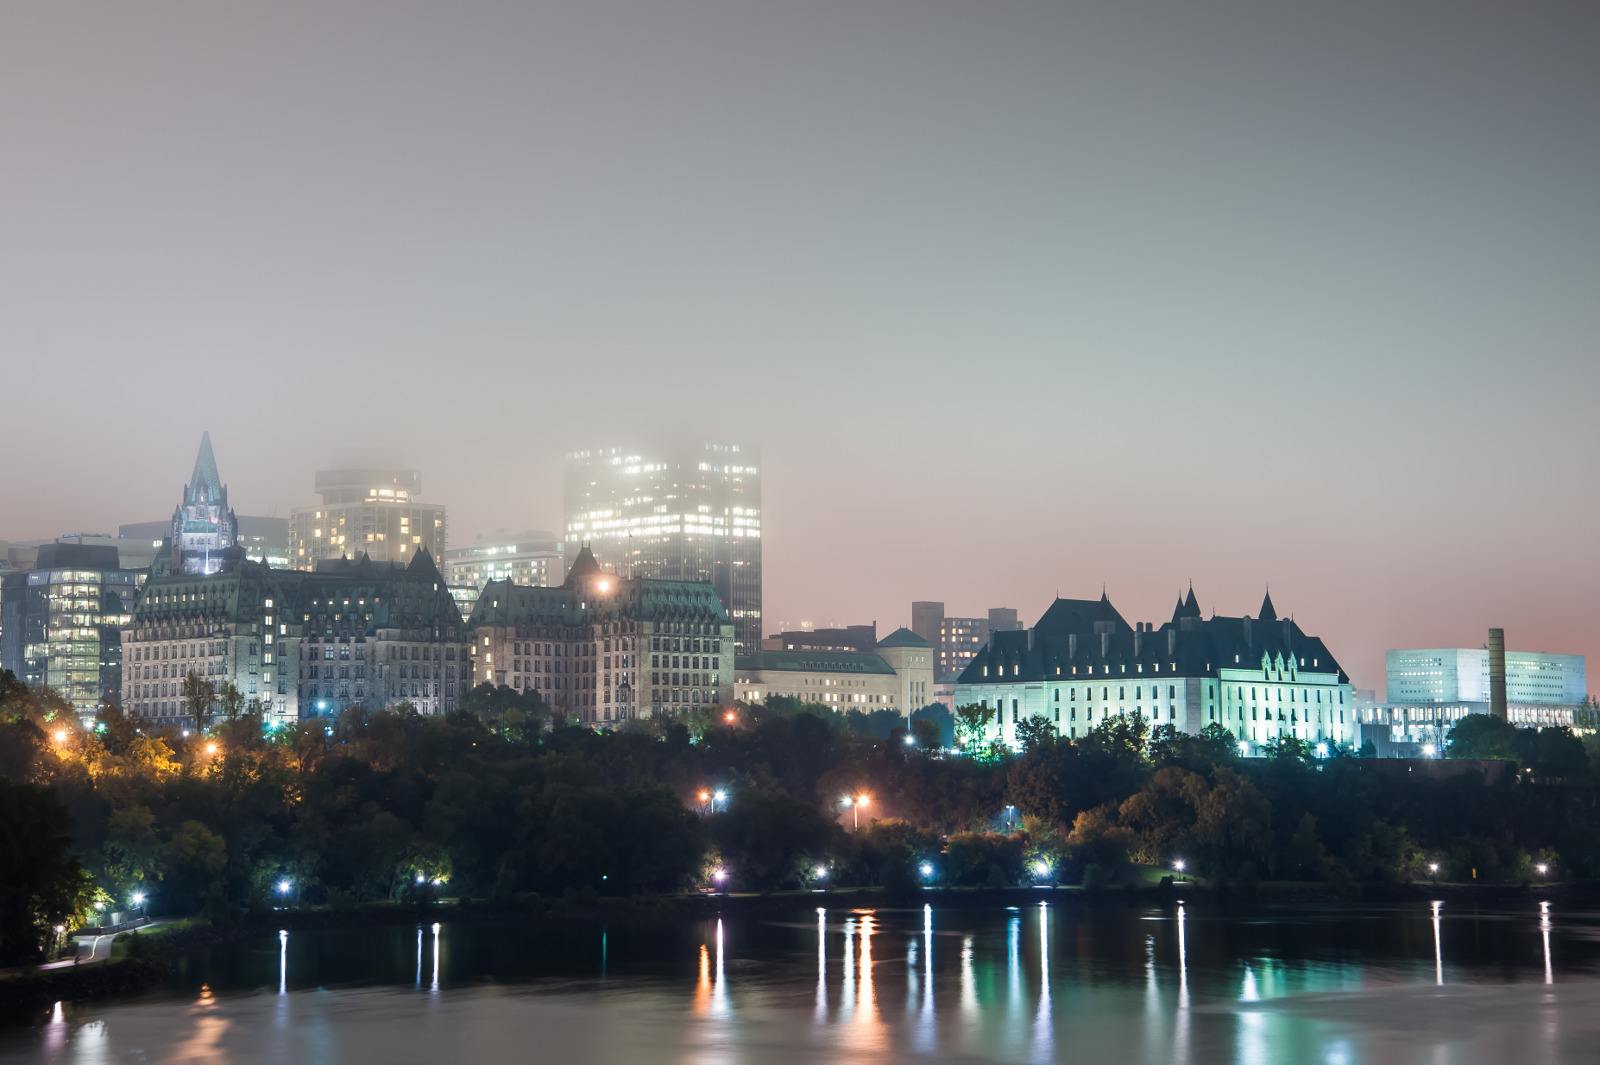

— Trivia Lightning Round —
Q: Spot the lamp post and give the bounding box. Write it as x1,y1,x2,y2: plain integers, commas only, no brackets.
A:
1004,804,1017,832
842,793,870,831
130,890,147,920
1173,858,1187,882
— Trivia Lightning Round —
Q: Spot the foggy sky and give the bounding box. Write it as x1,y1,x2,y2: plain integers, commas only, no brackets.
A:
3,1,1597,695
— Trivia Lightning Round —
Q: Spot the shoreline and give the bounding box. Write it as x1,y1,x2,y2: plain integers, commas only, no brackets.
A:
3,878,1585,1024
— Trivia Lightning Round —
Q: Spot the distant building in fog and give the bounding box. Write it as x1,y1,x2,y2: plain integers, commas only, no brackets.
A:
763,623,878,653
442,531,564,592
564,441,761,654
289,467,447,569
910,601,1020,681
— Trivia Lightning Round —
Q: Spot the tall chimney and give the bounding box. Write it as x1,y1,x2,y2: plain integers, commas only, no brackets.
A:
1488,628,1508,720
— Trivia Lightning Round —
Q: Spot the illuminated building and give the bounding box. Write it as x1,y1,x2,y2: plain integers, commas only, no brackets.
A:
762,623,878,653
442,531,564,592
468,547,734,725
736,627,934,717
564,442,761,653
910,602,1021,681
121,549,467,727
168,432,242,575
0,542,142,719
1355,640,1590,754
289,467,447,569
955,588,1354,750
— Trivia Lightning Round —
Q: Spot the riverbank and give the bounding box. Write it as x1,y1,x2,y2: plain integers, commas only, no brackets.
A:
5,876,1586,1025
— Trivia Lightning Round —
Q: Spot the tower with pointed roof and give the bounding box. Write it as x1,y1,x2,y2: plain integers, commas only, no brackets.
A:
169,432,241,575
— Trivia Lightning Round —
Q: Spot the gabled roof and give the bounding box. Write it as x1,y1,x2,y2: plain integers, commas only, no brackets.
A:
563,545,604,587
877,626,929,649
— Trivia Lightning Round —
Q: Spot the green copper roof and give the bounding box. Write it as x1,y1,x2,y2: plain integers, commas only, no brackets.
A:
877,626,929,649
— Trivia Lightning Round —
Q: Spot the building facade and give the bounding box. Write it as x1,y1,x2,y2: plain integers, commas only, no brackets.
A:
762,623,878,653
910,601,1021,681
735,627,934,717
468,547,734,726
289,467,447,570
955,588,1354,751
564,442,761,653
1385,647,1586,707
442,531,564,592
120,550,468,728
0,543,142,719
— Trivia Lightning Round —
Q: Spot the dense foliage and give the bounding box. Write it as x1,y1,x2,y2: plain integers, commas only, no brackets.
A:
3,669,1599,964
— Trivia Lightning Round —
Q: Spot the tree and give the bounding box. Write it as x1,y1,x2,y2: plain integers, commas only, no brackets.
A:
953,703,996,753
1014,714,1058,754
182,672,217,731
1445,714,1520,761
217,681,246,723
0,780,95,963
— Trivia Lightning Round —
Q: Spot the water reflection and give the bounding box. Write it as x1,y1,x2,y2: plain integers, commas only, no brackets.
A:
277,930,287,996
1032,903,1052,1063
712,919,728,1017
960,934,977,1018
915,904,935,1054
1541,901,1553,986
816,908,827,1021
430,922,441,993
1431,901,1444,986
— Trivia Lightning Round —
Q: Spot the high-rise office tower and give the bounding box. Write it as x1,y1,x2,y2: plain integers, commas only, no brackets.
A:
564,442,761,653
289,467,447,570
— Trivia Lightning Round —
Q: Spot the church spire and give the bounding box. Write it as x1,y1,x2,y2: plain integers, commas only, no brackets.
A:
1259,586,1277,622
187,431,224,503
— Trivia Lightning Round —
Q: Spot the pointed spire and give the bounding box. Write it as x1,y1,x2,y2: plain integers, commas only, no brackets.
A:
1176,584,1202,619
188,431,224,502
1259,586,1277,622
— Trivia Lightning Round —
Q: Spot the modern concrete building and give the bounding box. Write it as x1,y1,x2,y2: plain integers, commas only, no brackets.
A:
289,467,447,570
121,549,468,727
468,546,734,726
910,601,1021,681
1355,635,1591,753
955,588,1354,751
736,627,934,718
564,441,761,654
442,531,564,592
0,542,143,719
1385,646,1586,707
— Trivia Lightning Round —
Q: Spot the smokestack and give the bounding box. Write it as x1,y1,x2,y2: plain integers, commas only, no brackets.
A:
1488,628,1508,720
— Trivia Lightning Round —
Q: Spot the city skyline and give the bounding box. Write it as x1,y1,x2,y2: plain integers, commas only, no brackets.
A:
4,2,1598,695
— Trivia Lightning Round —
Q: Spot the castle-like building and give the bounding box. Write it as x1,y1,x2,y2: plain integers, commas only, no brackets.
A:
468,546,734,725
168,432,241,575
955,588,1354,751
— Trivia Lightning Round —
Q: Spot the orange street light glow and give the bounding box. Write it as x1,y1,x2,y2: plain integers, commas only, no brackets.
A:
52,728,69,744
205,741,220,756
723,710,737,724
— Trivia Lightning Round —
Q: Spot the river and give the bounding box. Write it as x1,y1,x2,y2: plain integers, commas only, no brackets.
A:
5,896,1600,1063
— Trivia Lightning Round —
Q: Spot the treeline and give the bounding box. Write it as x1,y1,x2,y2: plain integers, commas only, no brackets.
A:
3,669,1599,964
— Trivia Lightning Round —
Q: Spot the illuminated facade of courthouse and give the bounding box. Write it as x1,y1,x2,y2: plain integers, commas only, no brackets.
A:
955,588,1354,751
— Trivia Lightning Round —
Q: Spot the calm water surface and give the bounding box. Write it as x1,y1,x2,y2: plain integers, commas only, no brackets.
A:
6,897,1600,1064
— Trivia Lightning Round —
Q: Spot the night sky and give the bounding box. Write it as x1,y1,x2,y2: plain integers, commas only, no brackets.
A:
3,1,1596,694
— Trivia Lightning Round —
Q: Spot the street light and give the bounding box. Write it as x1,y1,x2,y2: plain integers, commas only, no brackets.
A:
52,727,69,744
1315,743,1329,759
723,710,737,725
919,862,935,881
1173,858,1187,879
713,788,727,810
711,867,729,890
842,793,870,830
130,890,147,918
1421,743,1437,758
813,864,829,883
1536,863,1550,877
1427,861,1440,880
204,741,220,757
1032,859,1052,881
902,734,915,747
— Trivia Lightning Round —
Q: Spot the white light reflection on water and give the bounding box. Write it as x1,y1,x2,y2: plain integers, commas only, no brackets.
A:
712,918,728,1018
1541,901,1554,986
1175,902,1191,1065
914,904,935,1054
277,930,287,996
960,934,977,1019
1432,901,1444,986
841,916,856,1022
1007,911,1023,1032
430,922,441,994
1032,903,1052,1063
816,908,827,1021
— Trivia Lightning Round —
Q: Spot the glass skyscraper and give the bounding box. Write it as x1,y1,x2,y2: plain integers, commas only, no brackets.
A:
564,442,762,653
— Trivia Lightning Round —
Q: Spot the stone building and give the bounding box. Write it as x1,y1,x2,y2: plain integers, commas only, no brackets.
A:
735,627,935,718
468,547,734,725
955,588,1354,751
